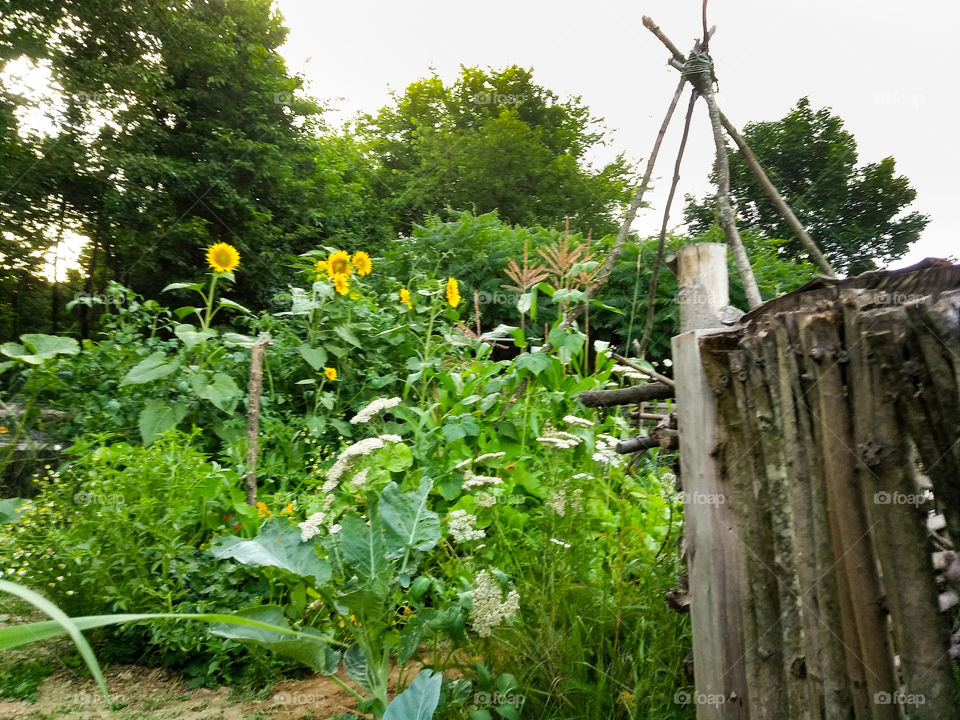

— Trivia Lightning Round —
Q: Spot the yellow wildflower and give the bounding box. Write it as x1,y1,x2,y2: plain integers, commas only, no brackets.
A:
282,503,294,515
446,277,461,308
324,367,337,381
256,501,271,517
333,274,349,295
0,426,7,434
314,260,328,279
352,251,372,276
327,250,351,278
206,242,240,273
399,288,412,309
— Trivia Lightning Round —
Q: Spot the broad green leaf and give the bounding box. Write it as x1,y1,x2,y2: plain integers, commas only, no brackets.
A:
2,334,80,365
513,352,552,376
548,327,586,354
338,513,389,580
191,372,240,412
298,343,328,371
382,669,442,720
162,282,204,292
551,288,587,304
218,298,251,314
479,324,517,341
0,361,15,375
138,400,187,445
209,605,339,673
0,498,26,525
174,324,216,349
343,644,373,693
222,332,257,347
210,518,331,586
121,352,180,385
379,479,441,562
382,443,413,472
334,325,363,348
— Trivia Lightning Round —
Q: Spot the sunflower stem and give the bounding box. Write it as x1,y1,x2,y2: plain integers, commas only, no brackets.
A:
202,273,219,330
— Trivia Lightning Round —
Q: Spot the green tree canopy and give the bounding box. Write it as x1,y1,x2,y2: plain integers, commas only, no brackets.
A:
684,97,928,274
360,66,633,236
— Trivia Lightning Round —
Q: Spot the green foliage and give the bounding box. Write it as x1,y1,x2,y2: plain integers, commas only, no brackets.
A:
685,97,928,274
361,66,632,236
0,659,51,702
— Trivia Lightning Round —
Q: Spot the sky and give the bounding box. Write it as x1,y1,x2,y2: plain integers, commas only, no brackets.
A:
275,0,958,267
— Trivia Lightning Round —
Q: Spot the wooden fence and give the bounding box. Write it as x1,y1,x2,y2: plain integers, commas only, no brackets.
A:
673,245,960,719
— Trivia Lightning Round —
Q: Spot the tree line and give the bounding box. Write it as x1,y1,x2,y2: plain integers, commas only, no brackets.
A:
0,0,928,341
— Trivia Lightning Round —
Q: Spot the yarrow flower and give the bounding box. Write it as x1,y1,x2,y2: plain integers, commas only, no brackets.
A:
474,452,505,464
536,426,583,450
610,364,645,381
462,469,502,490
326,437,386,485
563,414,594,428
299,512,326,542
447,509,485,542
350,396,402,425
399,288,412,309
206,242,240,273
378,433,403,444
350,468,370,487
446,277,461,308
476,492,497,508
469,570,521,638
593,434,625,467
352,251,372,276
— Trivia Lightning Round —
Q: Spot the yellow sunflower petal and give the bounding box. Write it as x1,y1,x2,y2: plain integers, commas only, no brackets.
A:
352,251,372,276
327,250,352,278
206,242,240,273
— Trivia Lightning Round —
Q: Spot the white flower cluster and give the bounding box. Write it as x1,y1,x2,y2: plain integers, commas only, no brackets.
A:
326,437,385,484
299,512,326,542
536,426,583,450
469,570,521,638
462,469,502,490
476,492,497,508
547,488,583,516
475,451,506,463
610,364,645,381
447,509,485,542
592,434,626,467
563,414,594,427
350,467,370,487
350,396,402,425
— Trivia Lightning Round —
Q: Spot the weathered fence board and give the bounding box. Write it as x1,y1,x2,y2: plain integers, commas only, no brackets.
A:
684,259,960,719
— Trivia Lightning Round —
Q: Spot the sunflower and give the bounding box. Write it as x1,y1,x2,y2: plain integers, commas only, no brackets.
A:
399,287,412,309
446,277,461,308
327,250,352,278
314,259,328,279
206,242,240,273
324,367,337,381
333,274,350,295
352,251,372,276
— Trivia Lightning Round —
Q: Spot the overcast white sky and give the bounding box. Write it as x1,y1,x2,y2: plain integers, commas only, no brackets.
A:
276,0,957,267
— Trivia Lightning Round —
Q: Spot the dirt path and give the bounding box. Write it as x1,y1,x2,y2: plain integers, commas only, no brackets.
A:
0,664,368,720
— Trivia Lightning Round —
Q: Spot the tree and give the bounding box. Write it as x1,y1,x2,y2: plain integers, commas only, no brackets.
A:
360,66,633,236
684,97,928,274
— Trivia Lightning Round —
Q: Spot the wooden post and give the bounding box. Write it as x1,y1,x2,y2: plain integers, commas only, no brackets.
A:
244,337,271,506
672,243,749,718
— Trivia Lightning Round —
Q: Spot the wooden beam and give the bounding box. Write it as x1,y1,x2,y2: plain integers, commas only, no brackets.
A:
579,382,674,408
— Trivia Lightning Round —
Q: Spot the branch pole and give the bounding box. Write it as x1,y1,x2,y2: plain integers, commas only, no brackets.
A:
638,88,698,359
244,337,271,506
718,111,835,277
610,351,676,388
699,77,762,308
593,75,687,290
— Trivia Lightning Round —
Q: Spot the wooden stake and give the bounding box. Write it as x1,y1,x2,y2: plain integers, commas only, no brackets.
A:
244,337,271,506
